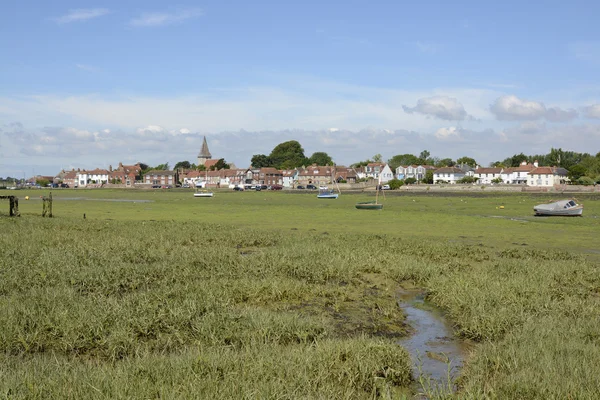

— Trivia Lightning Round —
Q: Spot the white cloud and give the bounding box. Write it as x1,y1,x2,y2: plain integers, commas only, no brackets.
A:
76,64,99,72
434,126,460,140
582,104,600,119
403,96,470,121
545,107,578,122
490,95,546,121
55,8,109,24
130,8,204,27
179,128,191,134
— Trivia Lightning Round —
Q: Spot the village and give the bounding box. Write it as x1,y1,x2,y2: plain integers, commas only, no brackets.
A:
13,136,578,191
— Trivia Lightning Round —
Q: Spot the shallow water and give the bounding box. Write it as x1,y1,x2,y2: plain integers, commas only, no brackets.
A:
397,289,468,394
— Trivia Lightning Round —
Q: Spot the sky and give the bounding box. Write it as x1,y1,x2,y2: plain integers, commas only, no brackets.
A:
1,0,600,177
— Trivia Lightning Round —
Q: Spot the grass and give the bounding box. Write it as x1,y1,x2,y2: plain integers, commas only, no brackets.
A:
1,189,600,398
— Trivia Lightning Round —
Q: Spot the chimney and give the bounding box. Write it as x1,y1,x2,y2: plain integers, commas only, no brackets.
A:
534,160,538,167
109,165,113,172
521,160,527,166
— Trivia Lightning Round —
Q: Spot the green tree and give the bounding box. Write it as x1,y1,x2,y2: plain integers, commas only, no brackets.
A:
458,176,478,184
423,170,434,184
372,154,383,163
174,161,192,170
209,159,230,171
436,158,455,167
388,154,420,170
197,164,206,171
387,178,404,189
404,177,417,185
568,164,587,181
419,150,430,162
154,163,170,171
456,156,477,167
351,159,372,168
138,163,150,171
307,152,333,166
269,140,308,169
251,154,272,168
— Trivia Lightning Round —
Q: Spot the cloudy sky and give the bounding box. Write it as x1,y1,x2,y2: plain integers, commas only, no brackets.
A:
1,0,600,177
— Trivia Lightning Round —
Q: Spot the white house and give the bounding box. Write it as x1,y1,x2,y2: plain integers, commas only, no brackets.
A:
396,165,436,181
365,163,394,182
282,169,298,188
527,167,569,187
76,169,110,187
433,167,465,184
501,161,537,184
474,167,503,184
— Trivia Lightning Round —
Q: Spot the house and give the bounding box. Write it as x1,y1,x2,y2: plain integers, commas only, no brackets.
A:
77,169,110,187
354,167,367,180
433,167,466,184
527,166,569,187
474,167,503,184
334,166,358,183
259,167,283,186
297,165,335,186
282,169,298,188
395,165,436,181
144,170,178,186
501,161,537,184
364,163,394,182
109,163,141,186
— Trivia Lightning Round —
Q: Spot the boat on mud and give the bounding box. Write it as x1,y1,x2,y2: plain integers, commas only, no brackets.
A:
194,191,214,198
355,201,383,210
317,187,338,199
533,199,583,216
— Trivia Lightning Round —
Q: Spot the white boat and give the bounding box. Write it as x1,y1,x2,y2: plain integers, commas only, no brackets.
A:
317,188,338,199
533,199,583,216
194,191,214,198
316,168,341,199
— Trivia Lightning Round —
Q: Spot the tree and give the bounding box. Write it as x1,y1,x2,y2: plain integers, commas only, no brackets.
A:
138,163,150,171
456,157,477,167
387,178,404,190
251,154,272,168
388,154,420,170
419,150,430,161
209,159,230,171
404,177,417,185
197,164,206,171
154,163,169,171
174,161,192,170
458,176,478,184
307,152,333,166
351,159,372,168
269,140,308,169
372,154,383,163
436,158,455,167
568,164,587,181
423,170,434,184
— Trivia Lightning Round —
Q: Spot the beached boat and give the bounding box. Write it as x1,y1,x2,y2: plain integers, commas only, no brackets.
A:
356,176,384,210
355,201,383,210
533,199,583,216
194,191,214,198
317,187,338,199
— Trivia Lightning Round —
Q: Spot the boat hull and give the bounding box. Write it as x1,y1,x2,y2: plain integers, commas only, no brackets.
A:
355,202,383,210
317,194,338,199
194,192,214,198
533,199,583,216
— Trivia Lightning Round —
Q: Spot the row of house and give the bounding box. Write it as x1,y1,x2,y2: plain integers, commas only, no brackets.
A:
432,161,569,187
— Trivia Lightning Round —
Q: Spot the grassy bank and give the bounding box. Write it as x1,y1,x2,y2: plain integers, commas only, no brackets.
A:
1,190,600,398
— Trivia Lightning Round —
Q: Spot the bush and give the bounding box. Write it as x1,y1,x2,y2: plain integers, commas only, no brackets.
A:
458,176,478,184
404,177,417,185
491,177,503,184
577,176,595,186
387,179,404,190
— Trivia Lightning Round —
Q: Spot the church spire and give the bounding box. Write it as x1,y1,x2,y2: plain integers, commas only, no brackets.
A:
198,136,211,158
197,136,212,166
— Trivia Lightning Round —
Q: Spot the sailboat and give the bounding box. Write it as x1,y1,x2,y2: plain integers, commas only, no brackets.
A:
194,170,214,197
317,166,340,199
355,175,383,210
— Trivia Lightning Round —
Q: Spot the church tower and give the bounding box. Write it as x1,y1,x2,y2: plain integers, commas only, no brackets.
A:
197,136,212,166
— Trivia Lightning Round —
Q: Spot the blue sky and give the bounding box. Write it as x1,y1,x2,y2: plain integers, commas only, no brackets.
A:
1,0,600,177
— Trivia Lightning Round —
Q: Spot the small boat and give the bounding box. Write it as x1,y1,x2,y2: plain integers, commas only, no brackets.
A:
317,187,338,199
533,199,583,216
356,177,384,210
355,201,383,210
194,191,214,198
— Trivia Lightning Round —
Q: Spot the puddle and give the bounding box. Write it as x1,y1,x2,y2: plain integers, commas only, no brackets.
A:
54,197,152,203
397,289,468,395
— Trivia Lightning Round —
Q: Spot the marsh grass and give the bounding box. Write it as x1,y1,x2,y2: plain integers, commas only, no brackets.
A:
2,191,600,398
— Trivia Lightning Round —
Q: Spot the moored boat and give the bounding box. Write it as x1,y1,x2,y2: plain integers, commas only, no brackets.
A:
355,201,383,210
533,199,583,216
194,191,214,198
